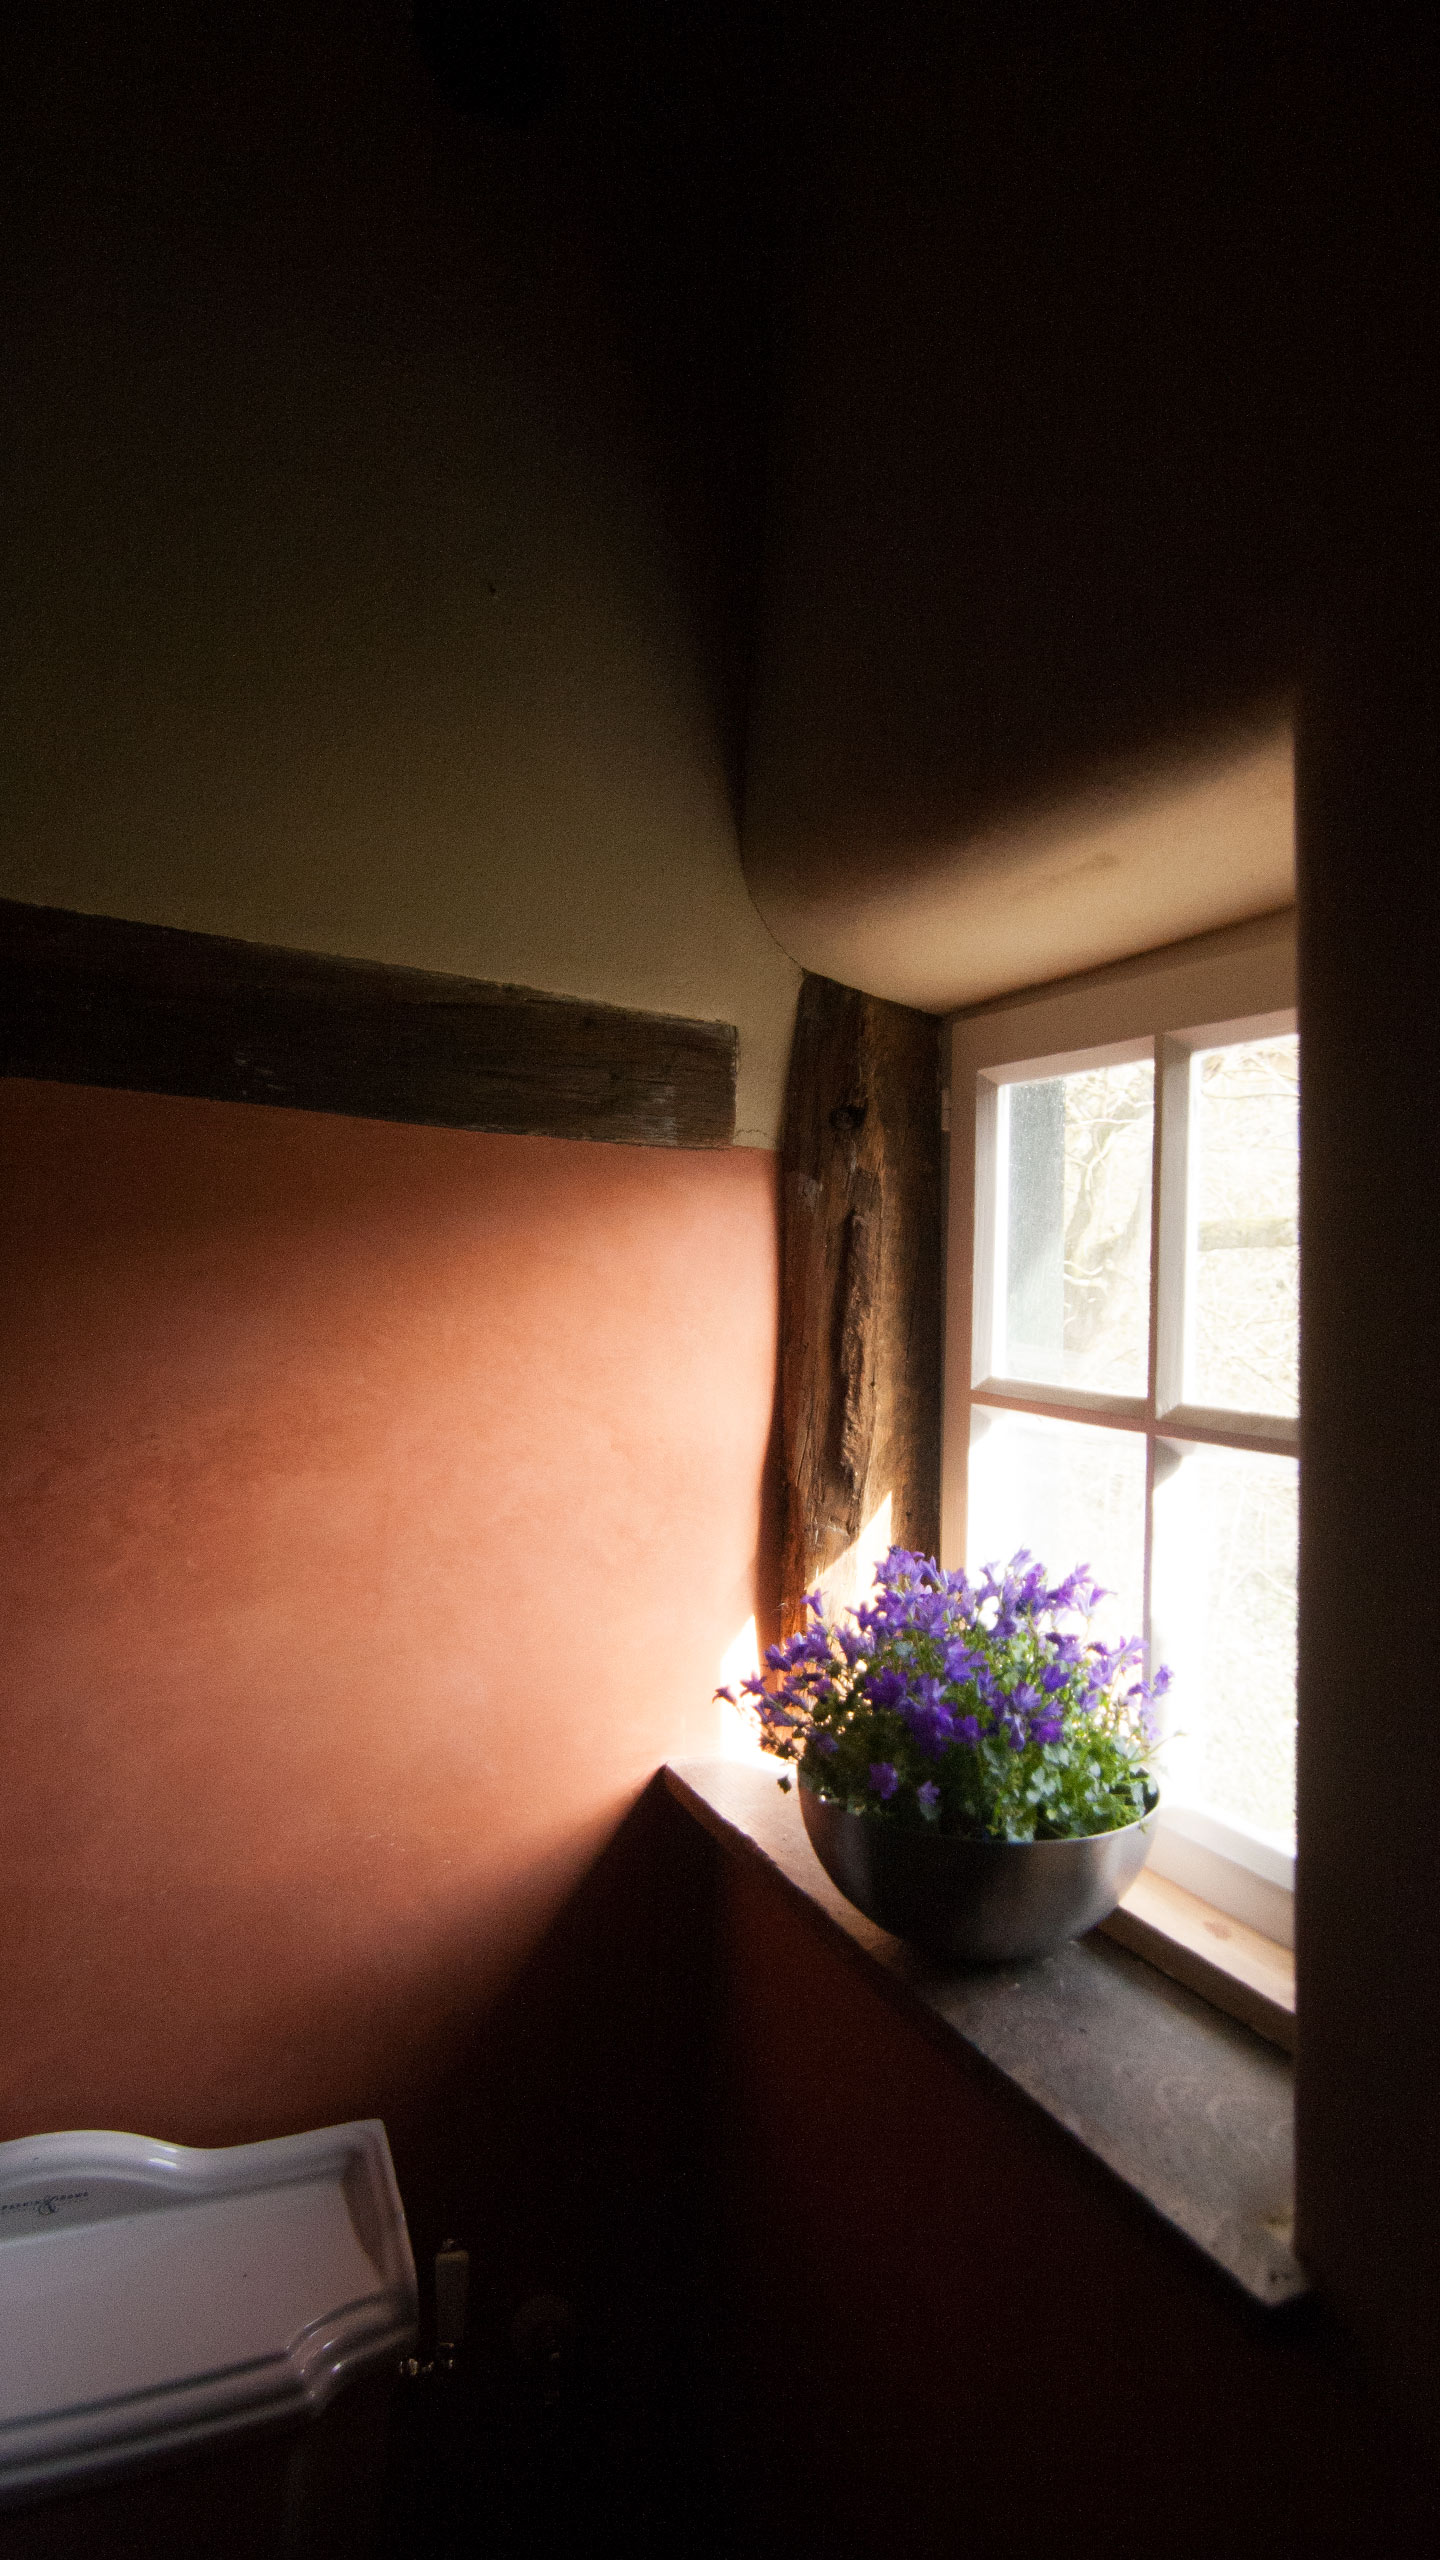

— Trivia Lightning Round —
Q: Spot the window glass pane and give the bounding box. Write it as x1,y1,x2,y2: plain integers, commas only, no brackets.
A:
967,1408,1146,1651
1151,1442,1297,1848
996,1060,1153,1394
1187,1033,1299,1417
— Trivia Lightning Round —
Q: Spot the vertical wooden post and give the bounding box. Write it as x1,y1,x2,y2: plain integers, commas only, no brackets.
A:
777,974,943,1631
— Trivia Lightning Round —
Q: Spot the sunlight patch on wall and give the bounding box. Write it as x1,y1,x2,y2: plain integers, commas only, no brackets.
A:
718,1498,896,1765
815,1492,894,1620
716,1616,769,1764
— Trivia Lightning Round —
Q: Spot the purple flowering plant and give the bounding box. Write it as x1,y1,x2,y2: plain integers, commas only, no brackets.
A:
719,1546,1167,1842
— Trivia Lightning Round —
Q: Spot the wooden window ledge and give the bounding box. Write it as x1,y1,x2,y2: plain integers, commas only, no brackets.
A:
1102,1870,1294,2054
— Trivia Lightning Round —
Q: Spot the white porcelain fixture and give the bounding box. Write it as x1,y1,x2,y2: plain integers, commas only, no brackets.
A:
0,2121,417,2510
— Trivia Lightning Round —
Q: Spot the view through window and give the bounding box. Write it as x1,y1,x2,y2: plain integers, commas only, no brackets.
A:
945,928,1298,1940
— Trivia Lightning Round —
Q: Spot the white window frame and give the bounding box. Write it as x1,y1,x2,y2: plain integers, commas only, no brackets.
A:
941,913,1298,1945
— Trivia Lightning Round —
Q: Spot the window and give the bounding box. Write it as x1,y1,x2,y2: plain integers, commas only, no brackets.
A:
942,916,1298,1943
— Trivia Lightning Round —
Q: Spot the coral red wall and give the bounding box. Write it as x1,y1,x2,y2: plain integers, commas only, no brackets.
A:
0,1080,777,2191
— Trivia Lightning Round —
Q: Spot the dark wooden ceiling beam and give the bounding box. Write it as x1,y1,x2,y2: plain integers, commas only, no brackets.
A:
0,899,738,1150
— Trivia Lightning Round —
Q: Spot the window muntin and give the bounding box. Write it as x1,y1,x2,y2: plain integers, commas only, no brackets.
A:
943,925,1298,1941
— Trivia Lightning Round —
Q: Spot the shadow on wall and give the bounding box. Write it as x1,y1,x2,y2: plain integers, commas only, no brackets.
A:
384,1776,723,2559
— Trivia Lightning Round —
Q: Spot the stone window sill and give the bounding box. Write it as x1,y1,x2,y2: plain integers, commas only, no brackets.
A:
665,1756,1303,2313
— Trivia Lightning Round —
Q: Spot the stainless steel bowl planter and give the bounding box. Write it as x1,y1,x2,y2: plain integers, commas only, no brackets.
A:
799,1781,1156,1964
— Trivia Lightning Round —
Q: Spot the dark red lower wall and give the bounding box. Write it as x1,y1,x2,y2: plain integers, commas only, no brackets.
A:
706,1850,1439,2560
0,1081,778,2219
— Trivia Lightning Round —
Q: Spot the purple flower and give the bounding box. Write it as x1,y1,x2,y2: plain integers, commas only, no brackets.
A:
720,1539,1160,1839
867,1668,908,1711
1045,1564,1102,1617
902,1673,958,1760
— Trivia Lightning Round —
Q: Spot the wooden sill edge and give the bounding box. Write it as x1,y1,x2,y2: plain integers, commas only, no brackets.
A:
1100,1869,1295,2054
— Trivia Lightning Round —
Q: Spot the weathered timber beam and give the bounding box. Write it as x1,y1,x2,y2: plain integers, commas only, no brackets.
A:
0,899,737,1149
778,973,943,1629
